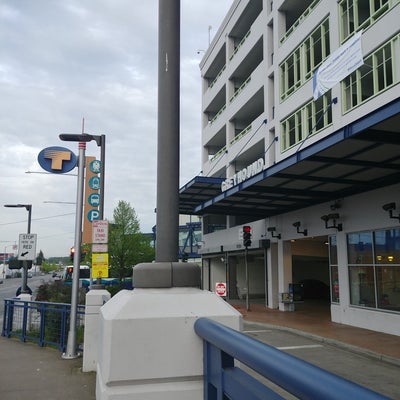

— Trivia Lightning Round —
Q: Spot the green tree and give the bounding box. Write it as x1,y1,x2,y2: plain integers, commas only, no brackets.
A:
36,249,45,266
109,200,154,280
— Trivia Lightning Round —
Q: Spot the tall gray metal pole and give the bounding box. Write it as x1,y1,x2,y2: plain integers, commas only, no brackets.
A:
156,0,180,262
99,134,106,220
22,205,32,293
63,142,85,359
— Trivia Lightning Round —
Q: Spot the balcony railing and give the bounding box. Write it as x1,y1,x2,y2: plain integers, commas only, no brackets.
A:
229,30,251,61
229,77,252,103
194,318,389,400
209,104,226,125
280,0,322,45
230,124,252,146
210,146,227,162
209,65,226,89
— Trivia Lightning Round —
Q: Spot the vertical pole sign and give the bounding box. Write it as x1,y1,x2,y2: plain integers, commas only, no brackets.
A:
92,220,109,279
83,156,101,244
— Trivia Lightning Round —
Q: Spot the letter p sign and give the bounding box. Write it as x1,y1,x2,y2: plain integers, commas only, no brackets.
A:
88,209,100,222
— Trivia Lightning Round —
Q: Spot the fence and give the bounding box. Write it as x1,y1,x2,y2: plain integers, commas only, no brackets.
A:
194,318,390,400
2,298,85,352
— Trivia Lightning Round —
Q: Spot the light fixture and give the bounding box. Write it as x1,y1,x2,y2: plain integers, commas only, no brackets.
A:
321,213,343,231
382,202,400,221
267,227,281,239
292,221,308,236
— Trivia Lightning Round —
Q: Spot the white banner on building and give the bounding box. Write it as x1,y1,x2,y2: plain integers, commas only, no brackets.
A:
313,31,363,100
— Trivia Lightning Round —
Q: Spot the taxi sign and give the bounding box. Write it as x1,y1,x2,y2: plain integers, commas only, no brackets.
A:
92,220,108,243
18,233,37,261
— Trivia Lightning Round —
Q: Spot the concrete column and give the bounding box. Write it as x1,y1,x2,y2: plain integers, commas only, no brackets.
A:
83,289,111,372
266,243,279,308
278,240,293,311
331,231,349,324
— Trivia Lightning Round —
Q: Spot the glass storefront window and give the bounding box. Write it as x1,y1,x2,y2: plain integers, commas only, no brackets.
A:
348,228,400,312
331,265,339,303
347,232,373,264
329,235,338,265
349,265,376,307
376,265,400,311
374,228,400,264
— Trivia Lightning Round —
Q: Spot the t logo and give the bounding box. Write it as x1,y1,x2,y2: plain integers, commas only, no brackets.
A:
37,146,77,174
44,149,71,170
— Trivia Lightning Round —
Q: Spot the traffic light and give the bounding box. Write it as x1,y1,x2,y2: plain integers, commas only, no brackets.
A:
70,247,75,262
70,246,86,262
243,225,252,247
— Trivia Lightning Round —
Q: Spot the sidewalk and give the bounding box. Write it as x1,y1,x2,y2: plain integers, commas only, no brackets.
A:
234,300,400,366
0,299,399,400
0,337,96,400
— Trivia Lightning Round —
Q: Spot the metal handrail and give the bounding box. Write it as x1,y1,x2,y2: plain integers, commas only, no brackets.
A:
2,298,85,352
194,318,390,400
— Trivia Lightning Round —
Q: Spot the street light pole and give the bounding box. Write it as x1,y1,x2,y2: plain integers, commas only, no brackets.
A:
62,141,86,359
4,204,32,293
59,132,105,358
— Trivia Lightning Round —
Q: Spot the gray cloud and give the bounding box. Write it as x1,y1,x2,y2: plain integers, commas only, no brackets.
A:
0,0,232,257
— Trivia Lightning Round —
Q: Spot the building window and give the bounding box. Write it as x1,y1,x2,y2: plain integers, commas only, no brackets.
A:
339,0,397,43
342,35,398,112
280,18,329,100
281,92,332,151
347,228,400,312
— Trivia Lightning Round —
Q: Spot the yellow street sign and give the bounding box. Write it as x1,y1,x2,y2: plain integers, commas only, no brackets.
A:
92,253,109,278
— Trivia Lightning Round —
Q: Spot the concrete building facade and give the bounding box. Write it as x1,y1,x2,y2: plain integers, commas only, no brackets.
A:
179,0,400,336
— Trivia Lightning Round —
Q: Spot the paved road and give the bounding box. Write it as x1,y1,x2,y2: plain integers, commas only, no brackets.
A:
0,274,51,317
243,322,400,399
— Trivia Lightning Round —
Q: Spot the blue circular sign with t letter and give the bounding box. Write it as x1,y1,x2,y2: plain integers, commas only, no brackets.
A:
37,146,77,174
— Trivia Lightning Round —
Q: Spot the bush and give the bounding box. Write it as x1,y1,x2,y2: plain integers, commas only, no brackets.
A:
35,280,86,304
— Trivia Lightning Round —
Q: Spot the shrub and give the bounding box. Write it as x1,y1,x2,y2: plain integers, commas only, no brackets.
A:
35,280,86,304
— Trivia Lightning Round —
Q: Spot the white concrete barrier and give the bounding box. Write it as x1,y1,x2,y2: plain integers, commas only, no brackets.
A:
96,287,242,400
83,289,111,372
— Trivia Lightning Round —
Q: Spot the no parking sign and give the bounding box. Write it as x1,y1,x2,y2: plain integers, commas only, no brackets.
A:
215,282,227,297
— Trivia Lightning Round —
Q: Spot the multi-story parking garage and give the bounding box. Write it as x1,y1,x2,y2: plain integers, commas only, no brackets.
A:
179,0,400,336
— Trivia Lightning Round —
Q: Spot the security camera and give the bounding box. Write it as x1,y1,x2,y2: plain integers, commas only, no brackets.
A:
267,227,276,232
320,215,329,222
292,221,301,228
382,202,396,212
328,213,340,220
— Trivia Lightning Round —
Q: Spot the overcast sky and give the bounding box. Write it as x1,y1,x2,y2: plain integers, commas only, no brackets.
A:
0,0,233,258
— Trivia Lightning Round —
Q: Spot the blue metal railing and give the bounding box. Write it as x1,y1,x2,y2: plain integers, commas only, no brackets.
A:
194,318,390,400
2,298,85,352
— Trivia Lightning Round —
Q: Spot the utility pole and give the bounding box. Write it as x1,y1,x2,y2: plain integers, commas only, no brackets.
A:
155,0,180,262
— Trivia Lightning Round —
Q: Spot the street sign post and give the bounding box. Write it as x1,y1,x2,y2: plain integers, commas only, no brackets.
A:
18,234,37,261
